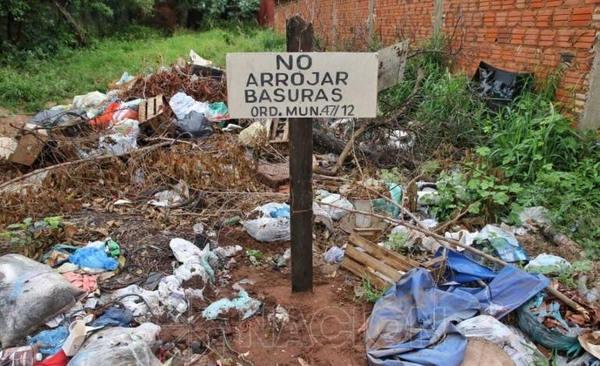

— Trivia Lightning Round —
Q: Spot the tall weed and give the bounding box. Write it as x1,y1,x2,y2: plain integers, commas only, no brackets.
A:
481,94,581,183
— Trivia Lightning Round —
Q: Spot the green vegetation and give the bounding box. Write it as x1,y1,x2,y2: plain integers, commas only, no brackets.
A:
0,26,285,112
355,277,389,303
0,216,63,248
380,40,600,257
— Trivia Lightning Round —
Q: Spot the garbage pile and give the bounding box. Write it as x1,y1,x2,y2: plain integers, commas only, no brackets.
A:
310,176,600,366
2,50,231,167
0,231,264,366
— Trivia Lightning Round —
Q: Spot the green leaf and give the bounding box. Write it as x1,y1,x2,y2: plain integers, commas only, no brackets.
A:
492,191,510,205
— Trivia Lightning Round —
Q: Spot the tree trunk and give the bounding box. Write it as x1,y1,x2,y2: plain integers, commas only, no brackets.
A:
53,0,89,47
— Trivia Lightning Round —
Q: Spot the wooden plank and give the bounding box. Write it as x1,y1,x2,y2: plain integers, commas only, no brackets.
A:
148,97,156,116
139,100,148,123
341,256,390,289
349,234,418,271
345,246,402,283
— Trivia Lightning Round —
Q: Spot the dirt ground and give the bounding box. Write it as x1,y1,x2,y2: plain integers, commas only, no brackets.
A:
60,209,371,366
0,109,29,138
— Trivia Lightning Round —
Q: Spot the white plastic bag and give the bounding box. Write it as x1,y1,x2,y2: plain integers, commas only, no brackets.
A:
320,194,353,220
169,91,209,120
525,253,571,274
457,315,539,366
72,91,107,109
67,323,161,366
243,203,291,242
0,254,86,347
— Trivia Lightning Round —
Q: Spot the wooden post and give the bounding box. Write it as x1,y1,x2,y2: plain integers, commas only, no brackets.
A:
287,15,314,293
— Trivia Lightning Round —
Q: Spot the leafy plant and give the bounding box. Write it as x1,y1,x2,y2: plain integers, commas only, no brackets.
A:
384,232,411,251
428,153,522,223
0,216,63,248
355,277,388,303
556,260,594,289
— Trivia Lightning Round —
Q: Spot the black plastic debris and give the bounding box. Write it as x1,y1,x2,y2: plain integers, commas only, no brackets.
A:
471,61,534,108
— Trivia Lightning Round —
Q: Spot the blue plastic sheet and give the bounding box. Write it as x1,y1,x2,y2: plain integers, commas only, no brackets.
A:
28,326,69,356
366,268,480,366
366,253,550,365
69,246,119,271
435,248,550,319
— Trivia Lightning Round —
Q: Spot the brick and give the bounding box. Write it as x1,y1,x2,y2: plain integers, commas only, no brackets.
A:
573,7,594,16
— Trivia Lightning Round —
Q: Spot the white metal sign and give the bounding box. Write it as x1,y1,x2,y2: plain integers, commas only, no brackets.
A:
226,52,378,119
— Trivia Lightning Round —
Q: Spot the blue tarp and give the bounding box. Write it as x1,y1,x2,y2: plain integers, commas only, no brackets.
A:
435,248,550,319
366,251,550,366
366,268,480,366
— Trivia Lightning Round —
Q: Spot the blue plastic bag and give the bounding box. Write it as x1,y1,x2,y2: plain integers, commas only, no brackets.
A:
28,326,69,356
69,247,119,271
91,307,134,327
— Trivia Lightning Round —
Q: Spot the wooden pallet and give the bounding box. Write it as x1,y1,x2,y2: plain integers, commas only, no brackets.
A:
138,94,173,137
341,233,441,289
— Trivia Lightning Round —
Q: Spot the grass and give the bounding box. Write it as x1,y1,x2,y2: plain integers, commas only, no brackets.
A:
0,26,285,112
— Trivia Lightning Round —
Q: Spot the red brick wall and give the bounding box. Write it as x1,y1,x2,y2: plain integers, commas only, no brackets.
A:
274,0,600,115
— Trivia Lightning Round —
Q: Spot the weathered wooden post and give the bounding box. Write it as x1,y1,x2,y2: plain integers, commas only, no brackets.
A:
287,15,315,292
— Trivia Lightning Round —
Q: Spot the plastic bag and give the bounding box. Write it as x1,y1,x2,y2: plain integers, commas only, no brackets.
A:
107,285,162,318
67,323,161,366
169,92,209,120
320,194,353,220
68,247,119,273
468,224,530,265
243,217,290,242
257,202,290,219
207,102,229,121
173,111,213,138
0,254,86,347
158,275,188,313
72,91,107,109
89,102,138,130
243,203,292,242
457,315,539,366
525,253,571,274
518,292,589,355
238,121,267,147
324,246,345,263
28,326,69,356
203,290,261,320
